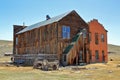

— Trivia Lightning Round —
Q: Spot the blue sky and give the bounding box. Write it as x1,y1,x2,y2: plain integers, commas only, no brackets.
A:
0,0,120,45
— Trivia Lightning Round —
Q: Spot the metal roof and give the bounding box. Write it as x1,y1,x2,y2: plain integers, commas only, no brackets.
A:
17,10,74,34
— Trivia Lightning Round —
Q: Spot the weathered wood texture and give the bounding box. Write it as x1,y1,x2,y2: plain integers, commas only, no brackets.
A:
14,11,89,64
58,12,89,59
13,25,27,54
17,22,58,55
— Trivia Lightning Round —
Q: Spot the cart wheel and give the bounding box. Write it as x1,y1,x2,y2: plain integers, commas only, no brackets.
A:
53,65,57,70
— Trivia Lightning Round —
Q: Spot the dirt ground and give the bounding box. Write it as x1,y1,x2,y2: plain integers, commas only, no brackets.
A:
0,55,120,80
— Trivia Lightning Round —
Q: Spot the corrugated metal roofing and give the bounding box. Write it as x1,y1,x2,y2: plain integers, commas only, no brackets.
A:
17,10,74,34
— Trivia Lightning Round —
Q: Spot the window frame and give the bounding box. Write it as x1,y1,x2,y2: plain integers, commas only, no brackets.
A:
16,37,18,45
95,50,99,60
95,33,99,45
88,32,91,43
89,50,92,60
102,50,105,61
101,34,105,42
63,54,67,62
62,26,70,39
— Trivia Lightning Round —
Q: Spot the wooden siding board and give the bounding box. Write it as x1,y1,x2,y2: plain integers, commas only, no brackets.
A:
14,11,92,65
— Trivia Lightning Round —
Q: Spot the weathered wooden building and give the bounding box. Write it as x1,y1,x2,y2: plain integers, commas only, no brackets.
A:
13,10,108,66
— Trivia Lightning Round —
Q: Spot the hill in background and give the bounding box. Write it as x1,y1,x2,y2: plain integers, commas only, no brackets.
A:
108,44,120,61
108,44,120,53
0,40,120,59
0,40,13,56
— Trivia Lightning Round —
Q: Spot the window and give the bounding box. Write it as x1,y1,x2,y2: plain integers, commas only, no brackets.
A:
63,55,66,62
79,51,83,62
101,34,104,42
82,28,87,38
16,37,18,45
16,48,18,54
102,50,105,61
95,50,99,60
62,26,70,39
89,50,92,60
88,32,91,43
95,33,99,44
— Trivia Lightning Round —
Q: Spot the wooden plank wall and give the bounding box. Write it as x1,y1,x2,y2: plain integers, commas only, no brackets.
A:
16,12,89,63
17,22,58,56
13,25,27,54
57,12,89,62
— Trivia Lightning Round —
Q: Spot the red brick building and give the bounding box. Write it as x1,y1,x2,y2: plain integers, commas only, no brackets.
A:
88,19,108,63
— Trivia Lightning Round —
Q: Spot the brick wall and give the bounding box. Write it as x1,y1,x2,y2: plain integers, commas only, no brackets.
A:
88,19,108,63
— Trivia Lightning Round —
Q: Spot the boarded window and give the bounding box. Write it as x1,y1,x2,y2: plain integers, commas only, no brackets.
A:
101,34,104,42
95,50,99,60
95,33,99,45
62,26,70,39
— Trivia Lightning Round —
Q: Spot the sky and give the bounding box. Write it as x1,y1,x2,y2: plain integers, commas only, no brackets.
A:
0,0,120,45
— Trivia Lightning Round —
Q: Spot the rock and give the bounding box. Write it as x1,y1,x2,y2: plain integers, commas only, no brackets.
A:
110,58,113,61
87,67,98,70
117,64,120,67
85,73,92,76
108,70,113,73
72,67,86,71
75,71,80,73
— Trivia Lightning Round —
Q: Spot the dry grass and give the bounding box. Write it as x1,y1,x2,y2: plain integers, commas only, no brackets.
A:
0,43,120,80
0,40,13,56
0,61,120,80
0,56,11,62
0,56,120,80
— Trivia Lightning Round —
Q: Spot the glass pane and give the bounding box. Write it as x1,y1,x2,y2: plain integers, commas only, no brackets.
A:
101,34,104,42
66,27,70,39
62,32,66,39
16,37,18,45
62,26,66,32
62,26,65,38
62,26,70,39
67,27,70,32
67,32,70,39
95,50,99,60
